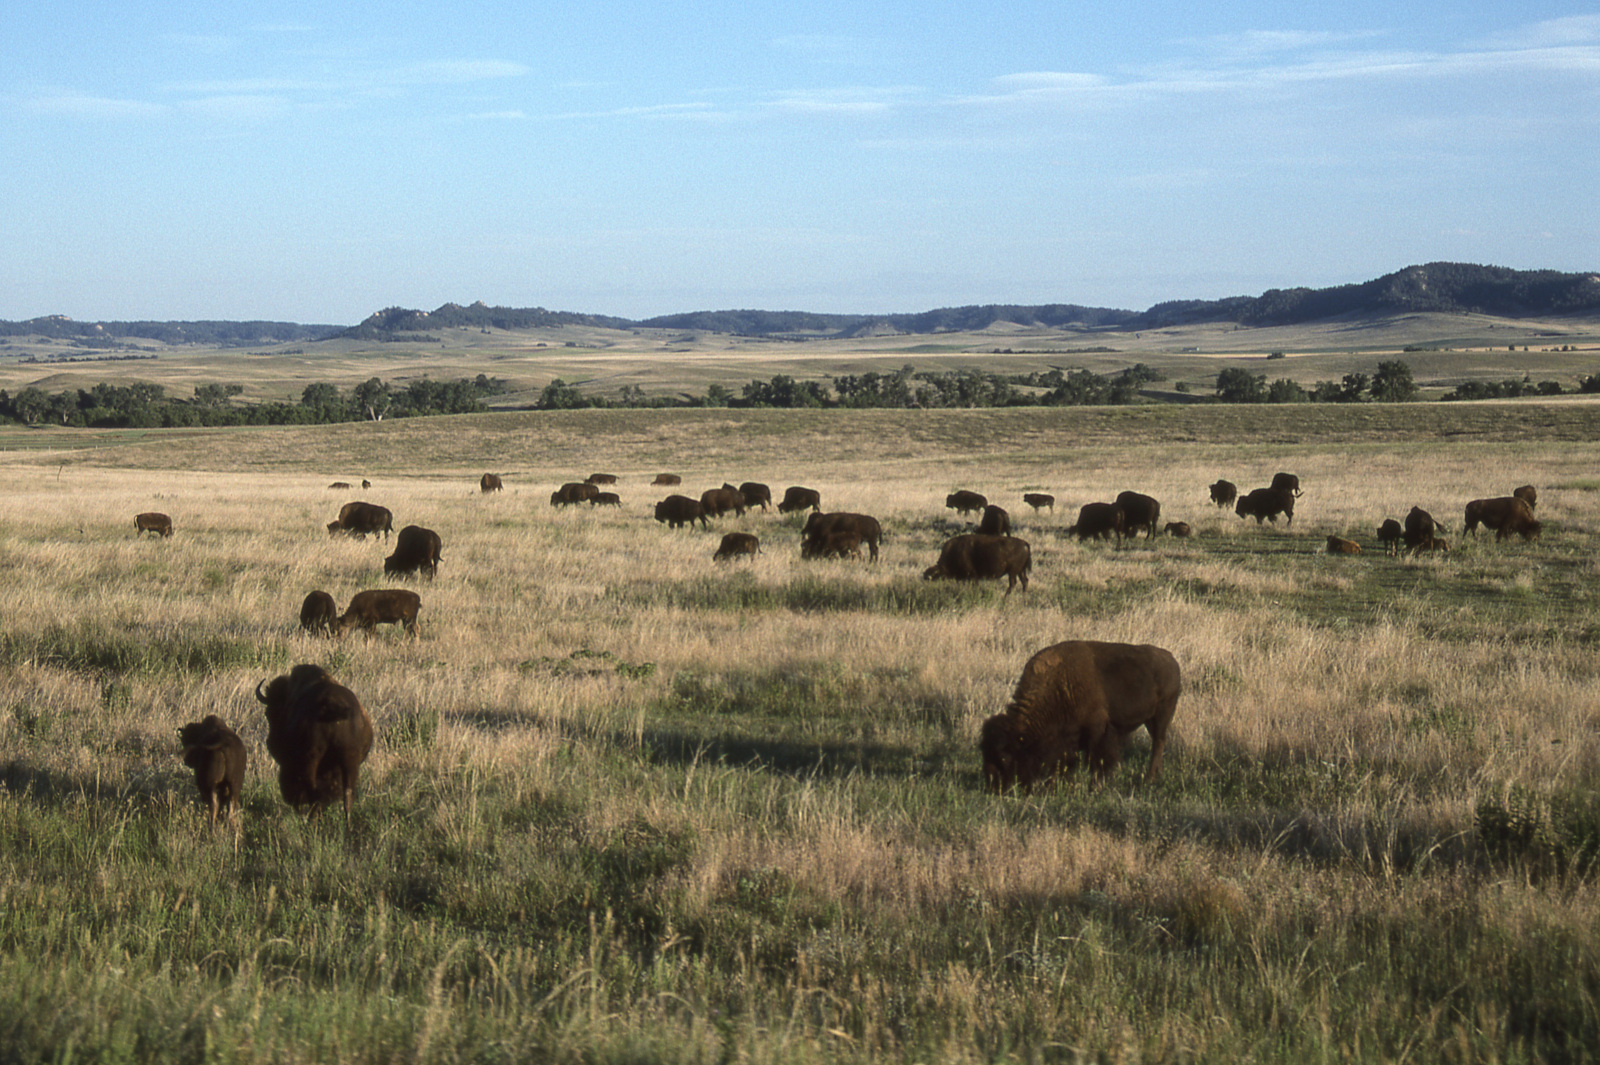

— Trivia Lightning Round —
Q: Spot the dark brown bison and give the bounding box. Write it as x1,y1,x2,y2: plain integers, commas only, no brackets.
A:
551,482,599,506
1115,491,1161,539
1465,496,1542,541
1325,535,1362,555
1235,487,1295,527
1164,521,1192,538
1271,472,1303,497
384,525,442,579
1022,493,1055,512
977,504,1011,536
361,479,371,489
655,494,708,529
713,532,761,561
801,512,883,562
1377,519,1404,556
335,589,421,637
134,512,173,538
590,491,622,507
178,715,247,825
700,486,746,518
802,528,864,561
333,501,393,540
585,473,617,485
256,664,374,822
979,641,1181,791
299,590,338,635
327,521,343,537
651,473,682,486
1069,502,1125,544
1209,479,1238,508
738,482,772,511
945,490,988,516
1403,506,1442,551
480,473,503,493
922,534,1031,595
1513,485,1537,510
328,482,352,490
777,486,822,514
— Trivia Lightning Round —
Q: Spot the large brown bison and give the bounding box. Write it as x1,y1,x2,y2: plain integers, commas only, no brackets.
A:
384,525,442,579
1464,496,1542,541
299,590,338,635
332,501,393,540
922,534,1031,595
655,494,708,529
335,589,421,637
700,486,746,518
1115,491,1161,539
713,532,761,561
1209,479,1238,508
1022,492,1055,512
1377,519,1404,556
977,504,1011,536
585,473,617,485
1514,485,1537,510
550,482,599,506
1235,487,1295,527
802,528,864,561
1069,501,1124,544
480,473,503,493
134,512,173,538
945,490,988,516
738,482,772,511
1271,472,1303,497
652,473,682,486
979,641,1181,791
256,664,374,822
777,486,822,514
1403,506,1442,552
1325,535,1362,555
802,512,883,561
178,715,247,825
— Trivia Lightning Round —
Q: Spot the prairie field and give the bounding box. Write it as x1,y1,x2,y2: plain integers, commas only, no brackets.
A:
1,403,1599,1063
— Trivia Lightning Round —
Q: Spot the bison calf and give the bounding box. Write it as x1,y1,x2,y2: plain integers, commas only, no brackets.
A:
713,532,761,561
945,490,987,516
135,512,173,538
336,589,422,637
1164,521,1192,538
299,590,338,635
1377,519,1404,556
1325,535,1362,555
178,715,247,825
1022,492,1055,512
257,664,374,822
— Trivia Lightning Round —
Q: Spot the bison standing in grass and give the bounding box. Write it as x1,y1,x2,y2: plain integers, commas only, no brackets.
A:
480,473,503,493
738,482,773,511
551,482,598,506
1271,472,1303,497
1070,502,1125,544
1164,522,1192,538
257,664,374,823
1235,487,1295,527
777,486,822,514
922,534,1031,595
384,525,442,579
713,532,761,561
1464,496,1542,541
802,512,883,561
1377,519,1404,556
1116,491,1161,539
979,641,1181,792
299,590,338,635
655,495,707,530
1403,506,1443,552
701,486,746,519
336,589,421,638
945,490,988,516
332,501,393,540
1022,493,1055,512
977,504,1011,536
1514,485,1537,510
178,715,247,825
652,473,682,486
1209,480,1238,508
135,512,173,538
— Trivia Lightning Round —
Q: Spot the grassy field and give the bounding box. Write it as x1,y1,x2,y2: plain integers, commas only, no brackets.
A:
1,403,1598,1062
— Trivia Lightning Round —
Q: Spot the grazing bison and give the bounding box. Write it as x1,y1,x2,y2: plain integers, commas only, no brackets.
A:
177,715,247,825
977,504,1011,536
335,589,421,638
651,473,682,486
1271,472,1303,497
327,521,343,537
1377,519,1404,556
134,512,173,538
1235,487,1295,527
328,482,352,490
1403,506,1442,552
801,512,884,562
299,590,338,635
480,473,503,493
1115,491,1161,539
1326,535,1362,555
1465,496,1542,541
585,473,617,485
256,664,374,822
738,482,772,511
700,486,746,518
1513,485,1537,510
1164,522,1192,538
361,479,371,489
333,501,393,540
922,533,1031,595
1069,501,1125,544
713,532,761,561
945,490,988,516
979,641,1181,791
384,525,442,579
1022,493,1055,512
551,482,599,506
802,528,865,561
1209,479,1239,508
777,486,822,514
590,491,622,507
655,494,708,529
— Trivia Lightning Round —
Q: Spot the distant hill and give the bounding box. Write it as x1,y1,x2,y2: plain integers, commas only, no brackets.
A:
5,263,1596,343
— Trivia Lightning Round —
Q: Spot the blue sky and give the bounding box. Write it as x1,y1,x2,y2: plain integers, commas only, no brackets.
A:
3,2,1597,323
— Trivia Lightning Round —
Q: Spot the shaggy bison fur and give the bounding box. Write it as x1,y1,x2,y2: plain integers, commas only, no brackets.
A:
1271,472,1303,497
1070,501,1125,544
738,482,773,511
922,533,1031,595
801,512,883,561
1464,496,1542,541
945,490,988,516
977,504,1011,536
178,715,248,825
256,664,374,822
384,525,442,579
1115,491,1161,539
299,590,338,635
1209,479,1238,508
655,494,708,529
1235,487,1295,527
332,501,393,540
1326,535,1362,555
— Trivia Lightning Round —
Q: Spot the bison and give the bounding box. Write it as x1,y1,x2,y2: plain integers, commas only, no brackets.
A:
655,494,708,529
480,473,503,493
551,482,599,506
1164,521,1192,538
135,512,173,538
585,473,618,485
1069,501,1125,544
777,486,822,514
979,641,1181,791
1514,484,1537,510
801,512,883,562
256,664,374,822
590,491,622,507
651,473,682,486
361,479,371,489
1115,491,1161,539
1403,506,1442,552
384,525,442,579
328,482,352,490
335,589,421,638
177,715,247,825
1326,535,1362,555
1465,496,1542,541
1271,472,1303,497
801,528,865,561
1022,492,1055,512
1377,519,1404,556
1209,480,1238,508
332,501,393,540
299,590,338,635
977,504,1011,536
922,533,1031,595
700,486,746,519
713,532,761,561
738,482,773,511
945,490,988,516
1235,487,1295,527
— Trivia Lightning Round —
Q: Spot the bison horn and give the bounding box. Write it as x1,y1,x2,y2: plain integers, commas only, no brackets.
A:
255,680,269,704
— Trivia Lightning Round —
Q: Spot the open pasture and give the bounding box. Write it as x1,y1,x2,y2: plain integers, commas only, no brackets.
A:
1,404,1599,1062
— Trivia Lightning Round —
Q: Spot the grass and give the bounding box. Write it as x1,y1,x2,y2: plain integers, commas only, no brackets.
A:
0,403,1598,1062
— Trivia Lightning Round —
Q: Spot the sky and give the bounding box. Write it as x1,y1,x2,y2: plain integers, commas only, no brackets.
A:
3,1,1598,324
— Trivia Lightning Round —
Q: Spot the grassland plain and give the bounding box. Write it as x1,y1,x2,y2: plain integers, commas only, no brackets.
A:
1,403,1598,1063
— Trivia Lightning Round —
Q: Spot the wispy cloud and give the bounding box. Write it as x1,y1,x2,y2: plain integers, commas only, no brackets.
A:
766,86,923,115
24,92,169,120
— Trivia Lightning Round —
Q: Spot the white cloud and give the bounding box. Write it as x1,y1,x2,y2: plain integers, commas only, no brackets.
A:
24,93,168,120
